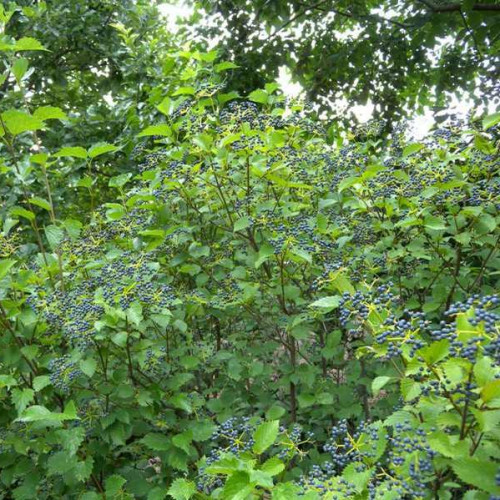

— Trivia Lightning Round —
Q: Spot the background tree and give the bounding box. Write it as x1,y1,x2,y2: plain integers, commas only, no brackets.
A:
188,0,500,130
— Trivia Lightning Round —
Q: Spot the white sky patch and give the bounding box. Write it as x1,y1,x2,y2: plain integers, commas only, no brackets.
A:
158,1,193,33
277,66,302,98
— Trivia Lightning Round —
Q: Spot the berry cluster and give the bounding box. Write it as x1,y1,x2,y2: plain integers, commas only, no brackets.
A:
48,355,82,393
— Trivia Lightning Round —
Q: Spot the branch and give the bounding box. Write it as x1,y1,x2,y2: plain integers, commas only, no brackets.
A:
416,0,500,12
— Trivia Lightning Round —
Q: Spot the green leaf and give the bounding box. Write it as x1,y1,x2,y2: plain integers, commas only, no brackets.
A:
372,376,393,396
79,358,97,378
424,215,447,231
452,458,500,494
141,433,170,451
483,111,500,130
402,143,424,157
253,420,279,454
105,475,127,496
56,426,85,455
474,134,495,154
12,388,34,414
157,97,174,115
148,488,168,500
167,478,196,500
16,402,79,423
338,176,360,193
0,374,18,389
33,106,67,121
474,357,496,386
172,86,196,96
138,124,172,137
255,244,274,268
419,339,449,365
44,225,64,249
248,89,268,104
32,375,51,391
193,133,213,151
481,380,500,403
222,471,252,500
266,405,286,420
309,295,341,311
400,378,421,401
215,61,239,72
88,142,118,159
260,457,285,476
12,57,28,83
233,216,251,232
0,258,16,280
10,206,35,221
172,431,193,454
1,110,44,136
330,272,355,294
109,173,132,188
14,37,48,51
47,451,78,476
29,196,51,211
54,146,88,159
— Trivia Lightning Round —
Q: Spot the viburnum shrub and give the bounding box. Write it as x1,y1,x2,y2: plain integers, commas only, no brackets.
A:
1,8,500,499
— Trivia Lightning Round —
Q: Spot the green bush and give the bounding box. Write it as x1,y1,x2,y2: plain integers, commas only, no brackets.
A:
1,5,499,499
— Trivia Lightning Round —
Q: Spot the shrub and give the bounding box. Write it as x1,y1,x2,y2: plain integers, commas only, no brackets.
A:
0,10,499,499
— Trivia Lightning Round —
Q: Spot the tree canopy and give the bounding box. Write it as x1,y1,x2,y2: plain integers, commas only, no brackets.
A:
189,0,500,128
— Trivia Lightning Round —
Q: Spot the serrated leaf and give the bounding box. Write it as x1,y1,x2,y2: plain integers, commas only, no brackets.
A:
10,206,35,221
109,173,132,188
14,37,48,51
248,89,268,104
483,111,500,130
44,225,64,249
1,110,44,136
260,457,285,476
255,244,274,268
253,420,279,454
372,376,393,396
309,295,341,310
12,388,34,414
452,458,499,493
0,374,18,389
215,61,239,72
222,471,252,500
33,106,67,121
47,451,78,476
172,431,193,454
233,216,251,232
141,433,170,451
138,124,171,137
12,57,28,83
105,475,127,496
16,403,79,423
29,196,51,211
79,358,97,378
32,375,51,391
167,478,195,500
424,215,447,231
0,258,16,280
481,379,500,403
402,143,424,157
54,146,88,159
88,142,118,159
56,426,85,456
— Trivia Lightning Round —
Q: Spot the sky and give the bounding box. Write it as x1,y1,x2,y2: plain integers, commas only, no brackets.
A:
157,1,491,139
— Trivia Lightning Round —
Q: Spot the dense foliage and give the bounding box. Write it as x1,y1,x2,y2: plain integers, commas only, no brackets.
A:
1,2,500,499
188,0,500,128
